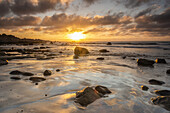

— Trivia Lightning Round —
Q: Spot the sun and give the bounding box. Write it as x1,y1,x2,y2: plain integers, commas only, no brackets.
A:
68,32,86,41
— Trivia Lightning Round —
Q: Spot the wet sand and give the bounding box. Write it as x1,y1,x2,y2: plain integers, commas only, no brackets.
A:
0,42,170,113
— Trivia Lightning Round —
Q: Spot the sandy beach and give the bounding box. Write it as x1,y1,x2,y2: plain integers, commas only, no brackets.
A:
0,41,170,113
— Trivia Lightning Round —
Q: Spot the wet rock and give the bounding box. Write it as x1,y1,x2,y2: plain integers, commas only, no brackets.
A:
22,72,34,76
56,69,60,72
95,85,112,95
75,87,101,106
0,60,8,66
74,47,89,56
155,59,167,64
75,85,111,106
149,79,165,85
141,85,149,91
107,42,112,45
122,56,126,59
99,49,109,53
151,96,170,111
43,70,52,76
154,90,170,96
10,76,21,80
29,77,46,83
96,57,104,60
10,70,22,75
166,69,170,74
137,59,155,67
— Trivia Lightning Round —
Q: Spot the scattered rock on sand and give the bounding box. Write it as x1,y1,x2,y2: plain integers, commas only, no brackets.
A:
96,57,104,60
95,85,112,95
141,85,149,91
29,77,46,83
149,79,165,85
166,69,170,74
74,47,89,56
10,70,22,75
155,58,167,64
10,76,21,80
151,96,170,111
43,70,52,76
137,59,155,67
56,69,60,72
0,60,8,66
154,90,170,96
107,42,112,45
22,72,34,76
75,85,111,106
99,49,109,53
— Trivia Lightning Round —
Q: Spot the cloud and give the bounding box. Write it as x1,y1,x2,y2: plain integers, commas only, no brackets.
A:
0,0,73,16
135,5,159,18
0,16,41,28
135,8,170,36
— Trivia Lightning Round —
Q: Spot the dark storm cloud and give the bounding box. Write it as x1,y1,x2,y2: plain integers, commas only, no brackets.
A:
0,0,10,17
41,12,132,27
135,6,158,18
0,16,41,27
0,0,72,16
135,8,170,36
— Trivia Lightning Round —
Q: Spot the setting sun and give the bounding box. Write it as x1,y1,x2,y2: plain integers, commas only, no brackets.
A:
68,32,86,41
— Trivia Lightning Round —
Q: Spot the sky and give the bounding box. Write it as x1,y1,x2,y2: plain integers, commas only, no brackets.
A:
0,0,170,41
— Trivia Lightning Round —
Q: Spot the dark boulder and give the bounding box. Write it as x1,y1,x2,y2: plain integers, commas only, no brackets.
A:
10,76,21,80
141,85,149,91
43,70,52,76
122,56,126,59
96,57,104,60
95,85,112,95
75,85,111,106
149,79,165,85
75,87,101,106
74,47,89,56
0,60,8,66
56,69,60,72
151,96,170,111
166,69,170,75
99,49,109,53
107,42,112,45
29,77,46,83
155,59,167,64
137,59,155,67
10,70,22,75
22,72,34,76
154,90,170,96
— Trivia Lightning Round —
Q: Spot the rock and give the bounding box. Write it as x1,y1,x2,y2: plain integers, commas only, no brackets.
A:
73,55,79,59
40,47,46,49
74,47,89,56
56,69,60,72
75,85,111,107
29,77,46,83
122,56,126,59
95,85,112,95
141,85,149,91
154,90,170,96
149,79,165,85
75,87,101,106
43,70,52,76
137,59,155,67
151,96,170,111
59,51,63,54
10,70,22,75
155,59,167,64
10,76,21,80
99,49,109,53
96,57,104,60
166,69,170,74
34,47,39,49
22,72,34,76
0,60,8,66
107,42,112,45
